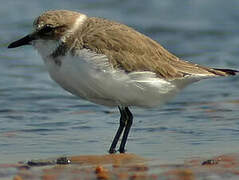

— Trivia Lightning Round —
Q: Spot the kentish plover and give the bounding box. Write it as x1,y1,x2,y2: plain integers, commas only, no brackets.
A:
8,10,238,153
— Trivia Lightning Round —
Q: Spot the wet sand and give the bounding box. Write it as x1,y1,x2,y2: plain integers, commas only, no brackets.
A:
0,153,238,180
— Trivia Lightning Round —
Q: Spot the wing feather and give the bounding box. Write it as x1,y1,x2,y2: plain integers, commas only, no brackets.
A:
75,17,230,79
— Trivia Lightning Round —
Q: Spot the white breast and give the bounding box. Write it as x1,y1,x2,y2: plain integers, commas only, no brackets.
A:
40,48,182,107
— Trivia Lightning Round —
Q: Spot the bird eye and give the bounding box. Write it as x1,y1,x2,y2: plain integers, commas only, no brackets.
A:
39,25,54,35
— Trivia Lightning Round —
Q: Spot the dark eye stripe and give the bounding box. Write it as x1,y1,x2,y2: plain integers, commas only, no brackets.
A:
39,25,54,34
38,25,66,35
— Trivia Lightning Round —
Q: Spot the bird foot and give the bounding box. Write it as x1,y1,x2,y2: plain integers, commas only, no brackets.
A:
119,148,126,153
201,159,219,165
109,149,117,154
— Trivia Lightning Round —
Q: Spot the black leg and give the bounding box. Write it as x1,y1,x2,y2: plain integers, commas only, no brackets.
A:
119,107,133,153
109,106,127,154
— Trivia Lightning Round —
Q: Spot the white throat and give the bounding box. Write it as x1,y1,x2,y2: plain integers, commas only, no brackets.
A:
33,39,60,59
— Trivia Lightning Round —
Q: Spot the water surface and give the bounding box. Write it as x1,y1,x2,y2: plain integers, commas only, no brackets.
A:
1,0,239,164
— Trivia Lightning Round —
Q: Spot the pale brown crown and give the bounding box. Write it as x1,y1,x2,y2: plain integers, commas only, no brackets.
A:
33,10,86,40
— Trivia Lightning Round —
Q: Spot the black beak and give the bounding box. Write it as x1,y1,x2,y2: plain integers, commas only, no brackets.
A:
8,34,35,48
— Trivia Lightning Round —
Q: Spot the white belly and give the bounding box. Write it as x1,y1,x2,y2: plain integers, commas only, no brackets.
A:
43,49,181,107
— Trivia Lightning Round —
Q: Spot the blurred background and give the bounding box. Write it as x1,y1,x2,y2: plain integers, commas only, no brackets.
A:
0,0,239,163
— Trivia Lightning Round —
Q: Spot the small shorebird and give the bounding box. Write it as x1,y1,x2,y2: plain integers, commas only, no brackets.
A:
8,10,238,153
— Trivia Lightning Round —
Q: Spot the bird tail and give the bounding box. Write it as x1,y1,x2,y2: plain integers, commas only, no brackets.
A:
212,68,239,76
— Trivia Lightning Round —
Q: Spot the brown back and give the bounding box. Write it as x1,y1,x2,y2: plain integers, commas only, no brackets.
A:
76,17,230,79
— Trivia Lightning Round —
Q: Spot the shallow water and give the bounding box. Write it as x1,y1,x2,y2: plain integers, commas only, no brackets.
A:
1,0,239,164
